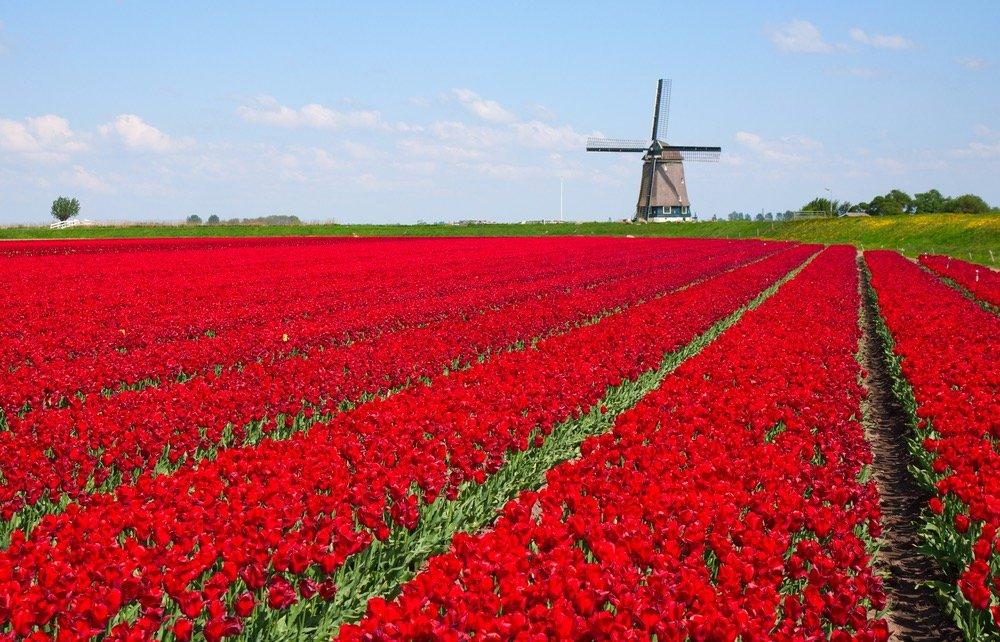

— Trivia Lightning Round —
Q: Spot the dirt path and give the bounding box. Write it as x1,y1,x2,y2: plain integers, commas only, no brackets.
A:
859,270,961,641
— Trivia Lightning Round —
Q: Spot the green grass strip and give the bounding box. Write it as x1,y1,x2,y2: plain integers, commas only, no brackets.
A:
3,214,996,266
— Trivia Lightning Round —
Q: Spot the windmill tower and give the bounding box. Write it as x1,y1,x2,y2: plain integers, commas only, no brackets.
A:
587,79,721,221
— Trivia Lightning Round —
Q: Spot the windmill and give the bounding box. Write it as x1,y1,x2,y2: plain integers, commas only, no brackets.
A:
587,79,721,221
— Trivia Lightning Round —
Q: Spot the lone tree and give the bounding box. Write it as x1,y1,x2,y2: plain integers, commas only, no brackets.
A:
207,214,220,225
186,214,203,225
51,197,80,222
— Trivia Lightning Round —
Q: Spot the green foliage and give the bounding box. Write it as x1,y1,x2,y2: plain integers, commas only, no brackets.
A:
800,199,857,216
948,194,991,214
915,189,947,214
802,197,834,214
867,194,905,216
185,214,203,225
914,190,989,215
866,190,915,216
243,214,302,225
206,214,220,225
807,188,993,217
50,197,80,222
887,189,916,214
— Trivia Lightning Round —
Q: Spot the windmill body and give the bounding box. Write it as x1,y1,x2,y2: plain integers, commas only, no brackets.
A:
587,79,721,221
637,149,689,219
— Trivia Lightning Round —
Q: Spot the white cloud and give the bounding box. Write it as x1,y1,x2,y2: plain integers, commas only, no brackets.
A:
430,120,508,147
947,124,1000,158
399,138,483,161
956,57,988,70
100,114,192,152
829,66,880,79
849,28,914,50
69,164,113,193
511,120,588,151
973,124,997,138
342,140,378,160
528,103,558,122
288,146,352,171
767,20,834,54
237,95,414,132
0,114,87,162
471,161,549,180
951,139,1000,160
451,89,517,124
734,131,823,164
392,159,437,175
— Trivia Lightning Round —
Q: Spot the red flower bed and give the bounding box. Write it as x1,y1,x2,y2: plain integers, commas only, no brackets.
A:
867,250,1000,632
0,240,780,524
918,253,1000,308
2,237,723,413
340,246,889,641
0,244,814,640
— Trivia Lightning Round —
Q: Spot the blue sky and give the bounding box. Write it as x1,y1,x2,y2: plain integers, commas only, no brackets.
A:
1,1,997,224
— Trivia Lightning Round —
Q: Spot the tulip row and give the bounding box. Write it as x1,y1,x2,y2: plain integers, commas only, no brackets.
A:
0,244,817,641
918,253,1000,310
866,250,1000,639
234,244,818,642
2,238,396,397
0,240,778,538
2,237,705,413
339,246,890,642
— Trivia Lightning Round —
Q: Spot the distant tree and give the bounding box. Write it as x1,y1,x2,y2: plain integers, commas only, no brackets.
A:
801,197,836,216
864,190,914,216
258,214,302,225
914,189,946,214
948,193,991,214
51,197,80,222
867,195,904,216
207,214,221,225
886,189,915,214
764,212,774,221
186,214,203,225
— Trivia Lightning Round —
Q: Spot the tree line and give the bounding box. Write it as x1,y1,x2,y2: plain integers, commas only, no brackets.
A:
801,189,995,217
185,214,303,226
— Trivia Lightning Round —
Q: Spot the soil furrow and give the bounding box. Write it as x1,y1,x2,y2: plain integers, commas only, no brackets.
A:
859,257,961,641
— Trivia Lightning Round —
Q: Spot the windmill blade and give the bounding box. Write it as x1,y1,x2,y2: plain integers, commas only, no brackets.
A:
663,145,721,162
586,137,647,153
654,79,672,142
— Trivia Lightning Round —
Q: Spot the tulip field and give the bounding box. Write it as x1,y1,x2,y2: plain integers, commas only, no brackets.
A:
0,236,995,641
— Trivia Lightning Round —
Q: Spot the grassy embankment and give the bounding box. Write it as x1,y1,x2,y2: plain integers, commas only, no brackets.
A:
1,213,996,266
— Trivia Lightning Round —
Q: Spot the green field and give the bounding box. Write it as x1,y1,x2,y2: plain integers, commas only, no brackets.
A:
2,213,997,266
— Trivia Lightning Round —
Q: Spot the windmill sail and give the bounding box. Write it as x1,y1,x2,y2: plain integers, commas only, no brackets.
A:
663,145,721,162
586,137,647,152
653,79,672,142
